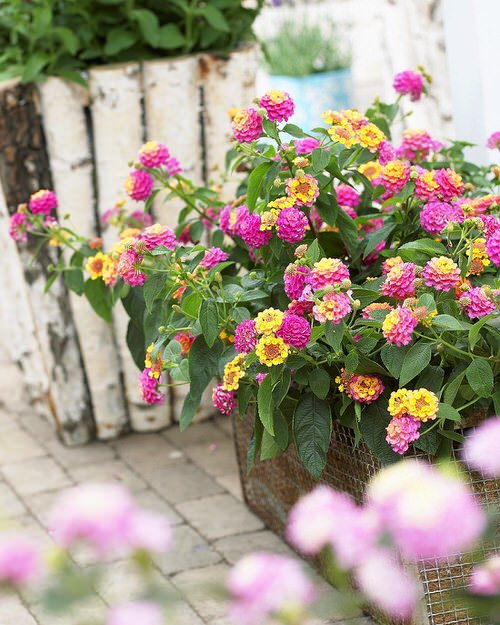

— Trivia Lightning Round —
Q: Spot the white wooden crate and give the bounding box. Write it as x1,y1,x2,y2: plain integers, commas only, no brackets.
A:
0,45,258,443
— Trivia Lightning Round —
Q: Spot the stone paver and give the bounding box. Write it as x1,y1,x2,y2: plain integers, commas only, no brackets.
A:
145,462,224,503
1,457,71,496
176,494,263,540
0,595,37,624
67,459,146,492
157,524,222,575
0,480,27,517
0,411,370,624
0,428,46,465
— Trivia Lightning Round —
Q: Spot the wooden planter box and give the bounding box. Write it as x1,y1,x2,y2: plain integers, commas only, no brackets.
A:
233,412,500,625
0,45,257,445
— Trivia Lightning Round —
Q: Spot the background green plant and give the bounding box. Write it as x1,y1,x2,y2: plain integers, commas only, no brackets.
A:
0,0,263,85
262,19,351,76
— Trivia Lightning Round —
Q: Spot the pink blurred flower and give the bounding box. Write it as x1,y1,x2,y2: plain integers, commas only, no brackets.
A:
469,555,500,595
378,140,396,165
355,549,419,619
128,210,153,228
0,532,41,585
166,156,182,176
8,211,29,243
200,246,229,269
294,137,320,154
486,131,500,150
125,170,154,201
139,224,176,251
336,184,360,208
393,69,424,101
367,461,487,561
212,384,236,415
276,313,311,349
227,552,315,625
234,320,257,354
486,229,500,266
107,601,163,625
396,129,442,161
419,200,464,235
29,189,58,215
49,483,137,554
462,417,500,478
276,207,308,243
138,141,169,168
127,510,172,554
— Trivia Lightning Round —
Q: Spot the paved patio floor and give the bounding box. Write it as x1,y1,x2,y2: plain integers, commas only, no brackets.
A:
0,409,372,625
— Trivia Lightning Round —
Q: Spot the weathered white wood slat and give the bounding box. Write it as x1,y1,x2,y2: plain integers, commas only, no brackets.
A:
0,81,94,445
39,77,128,440
201,45,258,199
89,63,170,432
143,56,203,227
0,187,48,417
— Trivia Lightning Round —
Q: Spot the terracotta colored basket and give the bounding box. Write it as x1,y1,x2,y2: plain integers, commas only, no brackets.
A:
232,412,499,625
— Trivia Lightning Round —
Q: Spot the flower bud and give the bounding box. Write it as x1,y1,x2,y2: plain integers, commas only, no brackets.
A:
249,271,258,279
352,299,361,310
273,178,282,187
410,168,419,180
257,107,267,118
172,304,182,314
295,168,305,177
294,245,308,258
341,278,352,290
215,272,223,283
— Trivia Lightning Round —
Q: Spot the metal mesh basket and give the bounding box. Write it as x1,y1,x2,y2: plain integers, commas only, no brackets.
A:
233,412,499,625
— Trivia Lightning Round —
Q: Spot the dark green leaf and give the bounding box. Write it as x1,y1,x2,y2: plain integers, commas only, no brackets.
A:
293,393,332,477
157,23,186,49
105,28,137,56
247,162,271,210
432,314,469,332
247,417,263,473
466,360,494,398
21,52,49,82
311,148,331,172
199,4,230,32
381,344,408,379
126,320,145,370
437,402,461,422
443,370,465,405
468,315,493,349
359,403,399,465
324,321,344,352
309,368,330,399
199,299,219,348
143,272,165,312
132,9,159,46
257,373,274,435
399,342,432,386
63,268,84,296
188,336,223,401
84,278,112,324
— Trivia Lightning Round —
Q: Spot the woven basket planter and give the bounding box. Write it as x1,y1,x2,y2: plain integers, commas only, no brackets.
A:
233,412,499,625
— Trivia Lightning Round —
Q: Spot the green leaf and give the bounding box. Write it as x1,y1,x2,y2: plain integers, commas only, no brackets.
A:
399,342,432,386
306,239,322,263
84,278,112,324
283,124,307,138
468,315,492,349
432,315,469,332
324,321,344,352
443,370,465,405
293,393,332,478
335,208,359,256
181,291,202,319
188,336,223,401
417,365,444,395
143,272,165,312
398,238,448,262
262,119,279,141
247,162,271,210
54,28,79,55
199,299,219,348
309,368,330,399
179,393,200,431
345,350,359,372
413,425,440,455
247,417,263,473
311,148,331,172
63,268,84,296
257,373,274,436
132,9,159,46
437,402,461,422
381,344,408,379
363,222,395,257
199,4,230,32
157,23,186,49
21,52,49,82
273,369,291,407
238,384,253,415
126,319,145,370
359,403,399,465
105,28,137,56
466,360,494,398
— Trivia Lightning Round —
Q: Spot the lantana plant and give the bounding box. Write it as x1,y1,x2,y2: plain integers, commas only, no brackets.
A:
9,67,500,476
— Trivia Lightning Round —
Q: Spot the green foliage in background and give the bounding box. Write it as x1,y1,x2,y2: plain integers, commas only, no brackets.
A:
263,19,351,77
0,0,263,85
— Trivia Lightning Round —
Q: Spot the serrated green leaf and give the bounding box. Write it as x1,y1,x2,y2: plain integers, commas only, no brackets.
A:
308,368,330,399
293,393,332,477
247,162,271,210
399,342,432,386
466,360,493,398
381,344,408,379
311,148,330,172
257,373,274,435
199,299,219,347
437,402,461,422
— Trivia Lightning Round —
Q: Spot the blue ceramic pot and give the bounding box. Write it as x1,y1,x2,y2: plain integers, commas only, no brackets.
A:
268,68,352,132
